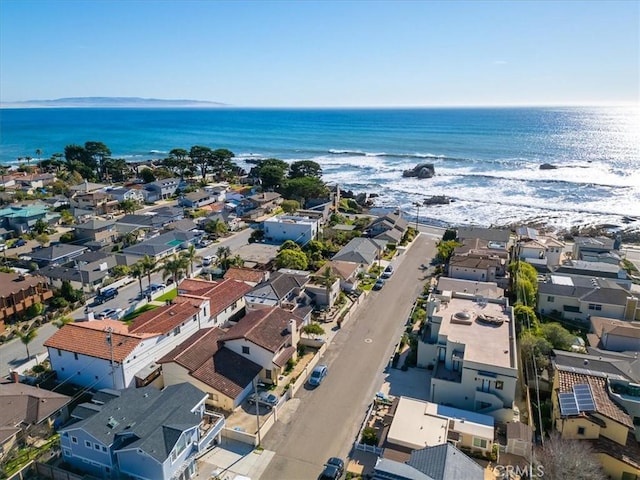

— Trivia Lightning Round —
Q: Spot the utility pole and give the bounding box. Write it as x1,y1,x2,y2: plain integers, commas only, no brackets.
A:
413,202,421,231
106,327,116,389
253,377,261,446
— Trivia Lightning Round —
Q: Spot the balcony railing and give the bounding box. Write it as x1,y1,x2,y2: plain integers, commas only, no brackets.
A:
198,411,225,451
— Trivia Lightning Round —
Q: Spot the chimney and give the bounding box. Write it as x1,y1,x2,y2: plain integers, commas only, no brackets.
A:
10,370,20,383
288,319,299,347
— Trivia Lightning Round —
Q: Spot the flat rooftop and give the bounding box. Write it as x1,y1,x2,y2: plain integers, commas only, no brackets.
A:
436,295,514,369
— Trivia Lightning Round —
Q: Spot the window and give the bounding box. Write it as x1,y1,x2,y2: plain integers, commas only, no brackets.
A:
265,370,272,379
547,296,554,302
577,426,585,435
473,438,488,449
588,304,602,311
74,353,79,360
102,446,107,452
242,346,250,355
85,440,92,448
71,436,78,444
94,443,101,451
495,380,504,390
57,349,62,356
173,326,181,335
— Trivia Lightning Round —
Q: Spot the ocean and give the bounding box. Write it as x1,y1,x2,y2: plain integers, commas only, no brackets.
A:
0,107,638,232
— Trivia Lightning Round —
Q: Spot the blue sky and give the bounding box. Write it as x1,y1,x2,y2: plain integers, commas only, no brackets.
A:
1,0,638,107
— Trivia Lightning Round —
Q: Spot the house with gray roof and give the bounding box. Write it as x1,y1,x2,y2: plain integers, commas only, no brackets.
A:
74,219,117,245
37,251,118,292
107,186,144,204
331,237,387,268
573,236,621,264
555,260,631,289
122,230,197,260
538,274,639,322
366,211,408,243
179,190,217,208
244,270,310,309
143,177,181,202
59,383,225,480
30,243,88,266
372,443,484,480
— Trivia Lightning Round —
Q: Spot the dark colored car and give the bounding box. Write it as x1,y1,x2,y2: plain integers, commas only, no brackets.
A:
12,239,27,248
373,278,385,290
94,287,118,304
319,457,344,480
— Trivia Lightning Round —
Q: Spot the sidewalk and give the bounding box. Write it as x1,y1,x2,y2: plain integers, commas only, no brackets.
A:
195,438,275,480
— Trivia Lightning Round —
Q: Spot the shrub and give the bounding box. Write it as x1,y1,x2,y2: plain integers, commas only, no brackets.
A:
361,427,378,446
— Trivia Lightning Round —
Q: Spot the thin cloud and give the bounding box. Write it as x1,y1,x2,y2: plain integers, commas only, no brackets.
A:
493,60,508,65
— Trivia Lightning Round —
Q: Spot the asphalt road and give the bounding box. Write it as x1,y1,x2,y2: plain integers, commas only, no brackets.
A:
259,234,437,480
0,228,252,378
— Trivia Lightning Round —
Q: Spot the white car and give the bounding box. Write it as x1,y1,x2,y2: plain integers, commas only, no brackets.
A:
97,308,123,320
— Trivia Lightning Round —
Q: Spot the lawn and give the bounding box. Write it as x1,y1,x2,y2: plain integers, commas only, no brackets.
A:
155,288,177,302
123,304,158,322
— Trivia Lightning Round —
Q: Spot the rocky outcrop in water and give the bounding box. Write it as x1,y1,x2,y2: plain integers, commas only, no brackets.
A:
539,163,558,170
403,163,435,179
423,195,451,206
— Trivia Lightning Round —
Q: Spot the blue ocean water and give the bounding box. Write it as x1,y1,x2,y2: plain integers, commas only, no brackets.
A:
0,107,638,231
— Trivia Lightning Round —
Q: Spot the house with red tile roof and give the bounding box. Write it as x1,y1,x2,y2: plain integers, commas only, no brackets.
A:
221,306,311,386
44,296,210,390
158,327,262,411
551,366,640,479
223,266,270,286
177,278,252,326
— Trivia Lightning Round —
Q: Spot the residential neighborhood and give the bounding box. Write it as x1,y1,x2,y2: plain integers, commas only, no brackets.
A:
0,149,638,480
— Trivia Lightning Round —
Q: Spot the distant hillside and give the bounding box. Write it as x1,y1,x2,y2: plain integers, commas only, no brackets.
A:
0,96,228,108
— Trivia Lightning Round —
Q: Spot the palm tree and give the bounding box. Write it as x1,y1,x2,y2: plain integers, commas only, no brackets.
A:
162,257,188,285
140,254,157,289
180,244,201,277
17,328,37,360
130,262,145,298
52,316,73,329
216,246,231,269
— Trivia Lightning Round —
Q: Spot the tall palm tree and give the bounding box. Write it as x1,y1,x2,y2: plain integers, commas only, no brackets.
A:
17,328,37,360
181,244,202,277
140,254,157,289
52,316,73,329
162,257,188,285
130,262,145,298
216,246,231,269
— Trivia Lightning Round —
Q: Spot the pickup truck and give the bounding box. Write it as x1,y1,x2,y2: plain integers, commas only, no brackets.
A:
94,288,118,304
247,391,278,408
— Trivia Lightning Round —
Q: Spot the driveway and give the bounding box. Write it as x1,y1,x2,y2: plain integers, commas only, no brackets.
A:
259,234,438,480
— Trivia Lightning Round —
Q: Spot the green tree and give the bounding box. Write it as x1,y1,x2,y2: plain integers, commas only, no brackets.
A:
130,262,145,298
164,148,191,177
541,322,575,350
279,240,301,252
59,231,75,243
513,303,538,330
140,168,156,183
276,249,308,270
104,158,131,182
119,199,139,214
60,280,83,302
302,323,325,337
84,141,111,180
435,240,461,263
181,244,202,277
163,257,189,284
209,148,236,180
32,218,49,235
282,176,328,204
111,265,131,278
60,209,75,225
26,302,44,319
35,233,50,247
517,276,537,309
442,228,457,241
254,158,289,190
17,328,37,360
190,145,214,179
519,330,552,375
288,160,322,179
140,255,157,289
249,229,264,243
52,316,73,329
281,199,300,214
203,218,228,238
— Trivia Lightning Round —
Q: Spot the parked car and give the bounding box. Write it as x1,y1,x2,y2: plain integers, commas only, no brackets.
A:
94,287,118,304
381,265,394,278
97,308,123,320
319,457,344,480
12,239,27,248
0,243,6,252
373,278,385,290
247,391,279,408
202,255,217,266
309,364,328,387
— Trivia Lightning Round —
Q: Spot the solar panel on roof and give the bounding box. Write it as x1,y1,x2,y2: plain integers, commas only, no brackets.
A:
558,392,579,416
573,384,596,412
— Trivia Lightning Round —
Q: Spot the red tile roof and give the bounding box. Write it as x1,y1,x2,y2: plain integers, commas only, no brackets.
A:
44,320,150,362
178,278,252,318
222,306,304,353
556,368,634,428
129,302,201,335
158,328,262,399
